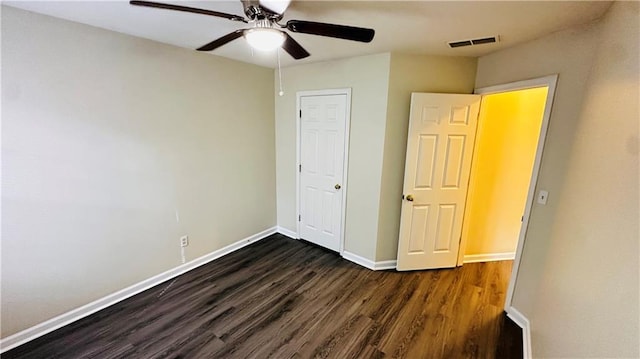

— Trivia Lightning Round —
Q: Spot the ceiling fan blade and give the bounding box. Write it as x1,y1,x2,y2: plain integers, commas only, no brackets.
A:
286,20,374,43
197,30,246,51
130,1,247,23
281,33,310,60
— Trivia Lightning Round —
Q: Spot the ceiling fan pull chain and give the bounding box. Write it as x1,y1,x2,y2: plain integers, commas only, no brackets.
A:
277,48,284,96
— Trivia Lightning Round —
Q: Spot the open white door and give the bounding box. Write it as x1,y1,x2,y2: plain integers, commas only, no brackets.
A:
396,93,481,271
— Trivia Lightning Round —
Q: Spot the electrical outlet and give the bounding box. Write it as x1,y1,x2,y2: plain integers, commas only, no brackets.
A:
180,235,189,247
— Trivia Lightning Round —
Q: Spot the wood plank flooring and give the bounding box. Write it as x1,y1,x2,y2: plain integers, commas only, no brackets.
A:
4,234,522,359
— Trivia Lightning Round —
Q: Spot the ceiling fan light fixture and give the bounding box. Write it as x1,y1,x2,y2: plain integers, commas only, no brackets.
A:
130,1,375,60
244,28,285,51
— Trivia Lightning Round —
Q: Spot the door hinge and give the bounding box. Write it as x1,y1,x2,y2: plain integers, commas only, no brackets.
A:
299,109,302,118
298,215,301,222
299,164,302,172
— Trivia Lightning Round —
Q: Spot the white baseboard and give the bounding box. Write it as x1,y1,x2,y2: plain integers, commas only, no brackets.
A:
374,259,397,270
342,251,397,271
463,252,516,263
342,251,376,269
0,226,278,354
506,306,532,359
277,226,298,239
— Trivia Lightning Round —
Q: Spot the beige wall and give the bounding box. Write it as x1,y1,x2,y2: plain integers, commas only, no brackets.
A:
476,1,639,357
376,53,477,261
1,7,276,338
275,53,391,259
275,53,476,262
463,88,547,257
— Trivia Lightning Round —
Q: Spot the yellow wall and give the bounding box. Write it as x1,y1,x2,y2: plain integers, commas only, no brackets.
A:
463,87,547,257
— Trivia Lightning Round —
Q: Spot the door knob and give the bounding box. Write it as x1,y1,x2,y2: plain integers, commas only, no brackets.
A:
335,184,342,190
406,194,414,202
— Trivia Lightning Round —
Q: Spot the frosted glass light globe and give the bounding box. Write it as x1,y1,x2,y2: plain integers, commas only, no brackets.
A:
245,28,285,52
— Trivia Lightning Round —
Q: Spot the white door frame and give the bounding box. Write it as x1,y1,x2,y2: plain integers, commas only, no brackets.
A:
296,88,352,255
465,75,558,312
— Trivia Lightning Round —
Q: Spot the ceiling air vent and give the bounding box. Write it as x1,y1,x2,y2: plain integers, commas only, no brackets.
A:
448,36,499,48
449,40,472,48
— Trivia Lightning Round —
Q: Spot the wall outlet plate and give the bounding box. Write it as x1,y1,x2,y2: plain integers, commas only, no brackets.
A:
180,235,189,247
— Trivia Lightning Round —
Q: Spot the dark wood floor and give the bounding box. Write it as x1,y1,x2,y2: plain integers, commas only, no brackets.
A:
4,234,522,359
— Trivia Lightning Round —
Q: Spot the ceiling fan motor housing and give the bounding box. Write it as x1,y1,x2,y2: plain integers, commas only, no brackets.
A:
241,0,282,21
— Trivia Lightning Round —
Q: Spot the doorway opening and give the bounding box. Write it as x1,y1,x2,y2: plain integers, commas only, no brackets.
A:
394,75,557,310
390,76,556,358
453,74,558,359
459,87,549,264
463,75,558,316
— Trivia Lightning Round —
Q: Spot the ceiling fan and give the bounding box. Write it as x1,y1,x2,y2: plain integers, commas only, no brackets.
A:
129,0,375,60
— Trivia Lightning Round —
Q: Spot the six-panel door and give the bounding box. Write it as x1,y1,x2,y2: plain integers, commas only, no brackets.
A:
299,94,347,252
397,93,481,270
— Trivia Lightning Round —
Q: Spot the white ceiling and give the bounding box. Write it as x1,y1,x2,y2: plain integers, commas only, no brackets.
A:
5,1,612,68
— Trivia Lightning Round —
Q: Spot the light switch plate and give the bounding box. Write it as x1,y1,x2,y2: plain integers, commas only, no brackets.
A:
537,190,549,205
